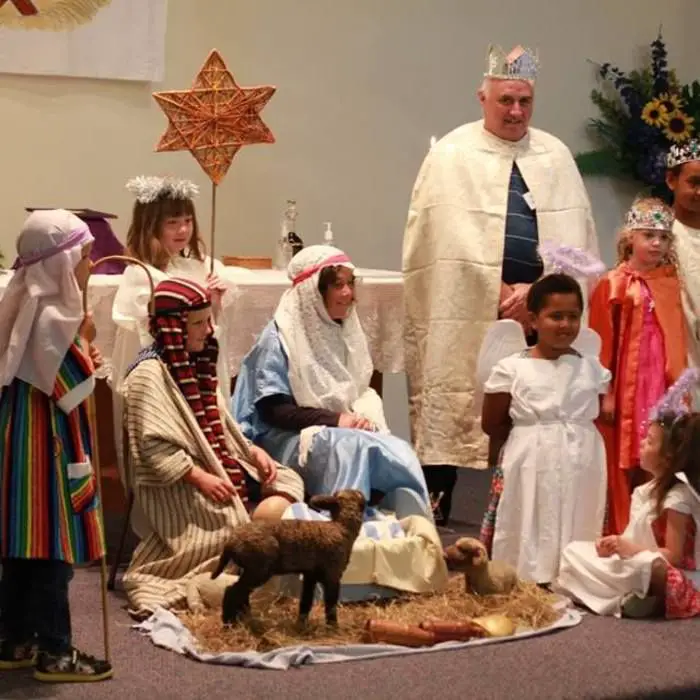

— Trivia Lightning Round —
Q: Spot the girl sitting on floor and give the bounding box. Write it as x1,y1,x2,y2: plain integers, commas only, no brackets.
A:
557,370,700,619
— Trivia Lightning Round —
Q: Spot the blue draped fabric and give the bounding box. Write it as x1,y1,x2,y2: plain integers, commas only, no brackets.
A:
232,321,431,518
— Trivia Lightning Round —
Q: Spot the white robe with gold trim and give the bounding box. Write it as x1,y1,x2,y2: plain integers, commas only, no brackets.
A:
402,120,598,469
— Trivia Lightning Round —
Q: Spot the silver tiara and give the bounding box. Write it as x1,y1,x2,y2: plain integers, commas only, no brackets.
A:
667,139,700,169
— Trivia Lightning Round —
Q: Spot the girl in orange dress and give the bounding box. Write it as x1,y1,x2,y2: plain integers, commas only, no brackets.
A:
590,197,688,535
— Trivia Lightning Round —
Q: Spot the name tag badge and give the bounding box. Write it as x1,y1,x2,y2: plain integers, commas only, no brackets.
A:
523,191,536,210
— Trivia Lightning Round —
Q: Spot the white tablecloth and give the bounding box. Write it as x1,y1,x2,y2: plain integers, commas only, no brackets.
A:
0,267,405,376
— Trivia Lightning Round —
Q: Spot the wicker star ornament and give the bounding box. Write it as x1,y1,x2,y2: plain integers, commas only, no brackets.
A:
152,50,276,185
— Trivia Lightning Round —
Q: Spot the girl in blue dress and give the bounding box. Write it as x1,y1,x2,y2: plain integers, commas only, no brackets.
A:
232,245,431,519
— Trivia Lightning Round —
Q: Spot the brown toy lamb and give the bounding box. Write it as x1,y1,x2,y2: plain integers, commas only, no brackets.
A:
211,489,366,626
443,537,518,595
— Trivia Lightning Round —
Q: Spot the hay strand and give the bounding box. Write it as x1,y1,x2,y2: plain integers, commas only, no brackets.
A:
181,576,562,654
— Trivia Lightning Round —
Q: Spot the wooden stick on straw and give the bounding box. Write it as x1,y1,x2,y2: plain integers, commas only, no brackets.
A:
82,255,155,662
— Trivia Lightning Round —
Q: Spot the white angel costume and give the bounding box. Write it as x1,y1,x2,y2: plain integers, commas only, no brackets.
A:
673,219,700,407
666,142,700,408
232,245,431,519
110,254,236,490
477,320,610,583
557,475,700,617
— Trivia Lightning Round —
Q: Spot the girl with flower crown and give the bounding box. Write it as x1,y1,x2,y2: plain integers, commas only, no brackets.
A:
589,197,688,536
557,372,700,620
110,176,236,504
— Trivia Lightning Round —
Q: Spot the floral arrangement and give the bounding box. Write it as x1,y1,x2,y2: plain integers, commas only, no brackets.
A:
575,32,700,200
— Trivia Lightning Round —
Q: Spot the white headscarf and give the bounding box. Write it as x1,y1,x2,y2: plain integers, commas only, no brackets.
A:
0,210,93,396
274,245,375,414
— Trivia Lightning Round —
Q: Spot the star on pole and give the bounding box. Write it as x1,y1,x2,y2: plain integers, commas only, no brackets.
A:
152,49,276,185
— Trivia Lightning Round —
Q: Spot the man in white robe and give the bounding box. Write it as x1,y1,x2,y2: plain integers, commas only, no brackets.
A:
402,45,599,525
667,139,700,404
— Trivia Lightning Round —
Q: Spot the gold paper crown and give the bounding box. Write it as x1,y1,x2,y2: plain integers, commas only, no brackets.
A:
485,44,539,81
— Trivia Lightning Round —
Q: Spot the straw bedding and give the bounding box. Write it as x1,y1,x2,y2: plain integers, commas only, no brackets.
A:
180,575,562,654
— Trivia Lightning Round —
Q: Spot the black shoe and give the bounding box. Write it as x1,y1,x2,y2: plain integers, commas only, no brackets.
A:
34,647,113,683
0,640,36,670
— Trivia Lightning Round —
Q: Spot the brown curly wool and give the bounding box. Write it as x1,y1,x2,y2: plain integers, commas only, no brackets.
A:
444,537,519,595
212,490,366,626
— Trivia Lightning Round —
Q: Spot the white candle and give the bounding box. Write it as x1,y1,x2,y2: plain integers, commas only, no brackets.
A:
430,135,437,148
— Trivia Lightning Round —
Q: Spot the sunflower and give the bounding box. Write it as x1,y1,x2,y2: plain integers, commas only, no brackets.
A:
663,111,695,143
641,99,669,127
658,92,684,114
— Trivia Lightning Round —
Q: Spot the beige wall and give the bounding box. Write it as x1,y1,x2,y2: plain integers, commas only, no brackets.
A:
0,0,693,436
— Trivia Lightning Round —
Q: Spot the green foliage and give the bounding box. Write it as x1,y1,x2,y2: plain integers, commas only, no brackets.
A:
575,149,623,176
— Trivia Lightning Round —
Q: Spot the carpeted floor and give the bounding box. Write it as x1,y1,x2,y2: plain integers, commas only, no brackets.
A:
1,469,699,700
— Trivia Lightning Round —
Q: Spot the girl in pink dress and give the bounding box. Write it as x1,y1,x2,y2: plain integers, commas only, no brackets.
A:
589,197,688,535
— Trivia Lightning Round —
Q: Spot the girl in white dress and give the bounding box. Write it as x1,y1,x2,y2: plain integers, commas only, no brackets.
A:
480,273,610,585
110,176,236,492
557,372,700,619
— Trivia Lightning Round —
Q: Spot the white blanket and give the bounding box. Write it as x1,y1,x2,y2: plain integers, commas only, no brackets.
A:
135,604,581,671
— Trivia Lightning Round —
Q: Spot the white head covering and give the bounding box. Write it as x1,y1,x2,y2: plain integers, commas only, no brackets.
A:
274,245,374,413
0,209,93,396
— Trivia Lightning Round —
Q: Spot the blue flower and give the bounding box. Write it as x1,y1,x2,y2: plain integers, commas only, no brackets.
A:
635,145,669,186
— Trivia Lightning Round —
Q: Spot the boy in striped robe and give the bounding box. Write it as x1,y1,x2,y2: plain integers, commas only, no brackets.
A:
0,210,112,683
120,278,304,617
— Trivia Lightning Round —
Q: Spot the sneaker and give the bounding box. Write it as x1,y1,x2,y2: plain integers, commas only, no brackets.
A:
621,593,659,619
34,648,113,683
0,640,37,670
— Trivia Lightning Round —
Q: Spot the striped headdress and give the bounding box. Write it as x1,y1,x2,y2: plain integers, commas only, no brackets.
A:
150,278,247,502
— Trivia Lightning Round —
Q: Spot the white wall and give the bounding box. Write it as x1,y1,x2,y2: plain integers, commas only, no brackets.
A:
0,0,693,436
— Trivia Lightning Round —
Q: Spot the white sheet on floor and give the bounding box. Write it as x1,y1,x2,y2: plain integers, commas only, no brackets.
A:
133,604,582,671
